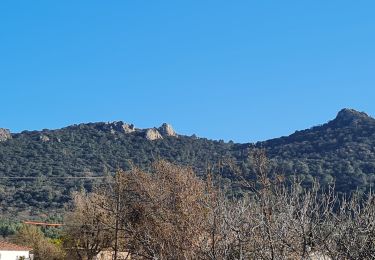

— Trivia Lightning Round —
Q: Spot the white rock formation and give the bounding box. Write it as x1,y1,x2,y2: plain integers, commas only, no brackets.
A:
121,123,135,134
40,135,50,142
158,123,177,137
0,128,11,142
145,128,163,140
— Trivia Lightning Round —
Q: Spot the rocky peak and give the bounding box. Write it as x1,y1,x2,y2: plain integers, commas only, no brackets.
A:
81,121,178,140
158,123,177,137
337,108,369,120
145,128,163,141
111,121,135,134
121,123,135,134
98,121,136,134
0,128,12,142
331,108,374,127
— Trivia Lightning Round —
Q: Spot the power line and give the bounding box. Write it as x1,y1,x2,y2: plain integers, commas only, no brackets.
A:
0,176,106,180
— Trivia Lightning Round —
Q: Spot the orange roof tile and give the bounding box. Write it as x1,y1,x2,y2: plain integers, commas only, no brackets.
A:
0,241,32,251
24,221,63,227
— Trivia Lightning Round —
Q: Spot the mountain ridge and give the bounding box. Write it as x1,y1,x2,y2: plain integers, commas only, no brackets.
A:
1,108,375,217
2,108,373,144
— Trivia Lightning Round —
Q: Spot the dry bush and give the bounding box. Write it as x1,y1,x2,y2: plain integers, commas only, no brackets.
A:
65,156,375,260
14,224,65,260
64,192,113,260
121,161,208,259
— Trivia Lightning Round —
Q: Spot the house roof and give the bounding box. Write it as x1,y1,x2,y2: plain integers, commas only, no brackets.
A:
23,221,63,227
0,241,32,251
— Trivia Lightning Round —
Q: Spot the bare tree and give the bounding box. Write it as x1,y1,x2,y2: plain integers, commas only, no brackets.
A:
64,156,375,260
64,192,113,260
226,149,337,259
328,192,375,259
120,161,209,259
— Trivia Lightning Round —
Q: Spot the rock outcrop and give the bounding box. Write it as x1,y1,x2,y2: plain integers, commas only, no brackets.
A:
330,108,374,128
145,128,163,140
86,121,178,140
39,135,50,142
109,121,135,133
0,128,11,142
336,108,370,121
121,123,136,133
158,123,177,137
97,121,136,134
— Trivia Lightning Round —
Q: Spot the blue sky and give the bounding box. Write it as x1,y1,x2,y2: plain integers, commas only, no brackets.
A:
1,1,374,142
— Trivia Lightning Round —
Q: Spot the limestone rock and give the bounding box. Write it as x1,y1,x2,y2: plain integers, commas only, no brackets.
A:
331,108,374,127
158,123,177,137
0,128,11,142
102,121,136,134
121,123,135,134
145,128,163,141
40,135,50,142
110,121,135,134
336,108,369,121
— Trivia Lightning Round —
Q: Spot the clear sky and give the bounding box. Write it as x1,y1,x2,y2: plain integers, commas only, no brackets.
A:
1,1,375,143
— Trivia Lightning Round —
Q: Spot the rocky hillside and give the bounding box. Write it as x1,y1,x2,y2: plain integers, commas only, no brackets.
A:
1,108,375,217
259,108,375,192
0,122,234,217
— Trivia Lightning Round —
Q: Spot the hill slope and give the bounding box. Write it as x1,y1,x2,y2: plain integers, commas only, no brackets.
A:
259,108,375,191
1,108,375,217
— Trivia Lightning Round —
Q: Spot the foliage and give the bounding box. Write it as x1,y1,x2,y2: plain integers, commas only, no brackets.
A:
64,159,375,259
1,109,375,216
63,191,114,260
0,123,233,216
0,218,22,238
13,224,65,260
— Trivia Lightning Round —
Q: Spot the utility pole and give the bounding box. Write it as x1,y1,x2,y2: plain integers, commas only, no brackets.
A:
113,170,121,260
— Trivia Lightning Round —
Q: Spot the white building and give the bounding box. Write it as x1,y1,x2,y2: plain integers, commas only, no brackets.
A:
94,250,130,260
0,241,32,260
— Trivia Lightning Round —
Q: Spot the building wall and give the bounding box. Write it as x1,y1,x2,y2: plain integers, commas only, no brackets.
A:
0,250,30,260
95,251,130,260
